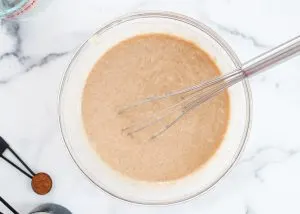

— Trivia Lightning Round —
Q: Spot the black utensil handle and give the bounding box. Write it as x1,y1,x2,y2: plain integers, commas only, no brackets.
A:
0,137,9,156
0,156,33,179
7,147,35,176
0,136,35,178
0,197,19,214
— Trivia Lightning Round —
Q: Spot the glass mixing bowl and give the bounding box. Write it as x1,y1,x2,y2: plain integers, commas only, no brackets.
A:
0,0,52,19
0,0,28,18
58,11,252,205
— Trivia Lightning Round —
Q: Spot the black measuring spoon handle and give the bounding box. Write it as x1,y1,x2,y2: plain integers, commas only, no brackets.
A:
0,136,35,178
0,197,19,214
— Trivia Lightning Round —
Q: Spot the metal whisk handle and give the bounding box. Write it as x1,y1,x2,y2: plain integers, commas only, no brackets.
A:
242,36,300,77
120,35,300,140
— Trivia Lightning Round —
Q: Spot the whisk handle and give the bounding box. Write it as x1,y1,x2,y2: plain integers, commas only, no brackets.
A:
242,36,300,77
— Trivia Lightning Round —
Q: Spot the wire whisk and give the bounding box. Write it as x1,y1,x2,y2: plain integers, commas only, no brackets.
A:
119,35,300,140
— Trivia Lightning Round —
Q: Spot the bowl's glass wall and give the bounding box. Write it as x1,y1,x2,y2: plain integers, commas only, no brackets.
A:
0,0,28,18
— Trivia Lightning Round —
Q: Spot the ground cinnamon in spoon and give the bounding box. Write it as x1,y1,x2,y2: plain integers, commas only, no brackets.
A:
31,172,52,195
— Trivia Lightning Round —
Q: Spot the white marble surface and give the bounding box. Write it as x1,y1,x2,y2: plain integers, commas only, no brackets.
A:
1,0,300,213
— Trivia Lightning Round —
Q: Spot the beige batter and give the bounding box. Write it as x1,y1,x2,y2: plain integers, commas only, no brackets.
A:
82,34,230,182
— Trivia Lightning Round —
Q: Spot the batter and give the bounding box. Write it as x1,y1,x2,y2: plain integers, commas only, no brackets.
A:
82,34,230,182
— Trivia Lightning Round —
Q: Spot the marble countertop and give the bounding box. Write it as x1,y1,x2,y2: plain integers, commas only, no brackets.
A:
1,0,300,213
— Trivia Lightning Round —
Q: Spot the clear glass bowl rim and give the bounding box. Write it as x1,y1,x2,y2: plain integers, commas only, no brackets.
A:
58,11,252,205
0,0,28,18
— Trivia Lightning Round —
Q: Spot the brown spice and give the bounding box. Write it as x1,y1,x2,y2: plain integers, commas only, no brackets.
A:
31,172,52,195
82,34,230,181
